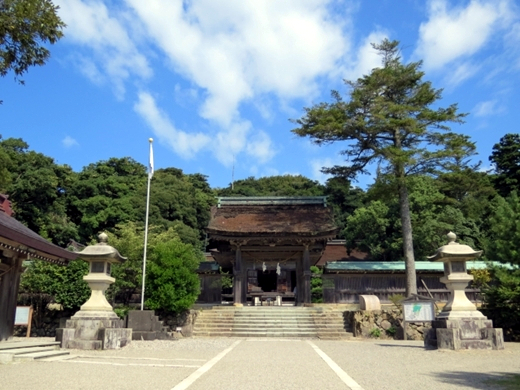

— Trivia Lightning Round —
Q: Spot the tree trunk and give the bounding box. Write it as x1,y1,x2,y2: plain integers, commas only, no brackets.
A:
398,177,417,296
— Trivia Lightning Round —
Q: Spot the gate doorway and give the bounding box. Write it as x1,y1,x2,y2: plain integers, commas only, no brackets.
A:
257,270,277,292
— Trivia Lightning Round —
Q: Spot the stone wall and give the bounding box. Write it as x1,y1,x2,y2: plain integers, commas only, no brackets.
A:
346,309,431,340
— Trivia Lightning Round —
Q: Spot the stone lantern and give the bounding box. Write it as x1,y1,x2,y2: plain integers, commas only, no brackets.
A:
425,232,504,350
428,231,483,318
56,233,132,350
79,232,123,313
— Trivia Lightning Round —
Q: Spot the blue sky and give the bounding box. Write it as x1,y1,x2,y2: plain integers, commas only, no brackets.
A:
2,0,519,189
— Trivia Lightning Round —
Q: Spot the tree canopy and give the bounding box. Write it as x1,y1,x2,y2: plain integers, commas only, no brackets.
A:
292,39,474,295
489,133,520,197
0,0,65,83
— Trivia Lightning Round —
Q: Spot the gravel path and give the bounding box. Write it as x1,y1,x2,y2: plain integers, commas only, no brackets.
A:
1,337,519,390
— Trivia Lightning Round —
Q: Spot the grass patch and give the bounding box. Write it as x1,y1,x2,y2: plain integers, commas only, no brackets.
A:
484,374,520,389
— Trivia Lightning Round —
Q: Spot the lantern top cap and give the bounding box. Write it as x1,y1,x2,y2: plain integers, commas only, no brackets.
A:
428,232,482,262
77,232,127,263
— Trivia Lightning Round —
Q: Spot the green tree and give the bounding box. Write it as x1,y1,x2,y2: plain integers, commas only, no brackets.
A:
0,0,65,84
489,134,520,197
347,175,481,261
0,136,78,246
19,258,90,310
147,168,214,246
480,192,520,340
324,176,365,232
217,175,325,197
67,157,147,242
292,39,473,295
144,239,202,313
105,222,183,305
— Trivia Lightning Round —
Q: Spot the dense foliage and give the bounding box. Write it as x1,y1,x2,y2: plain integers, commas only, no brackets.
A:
144,239,202,312
19,259,90,310
0,0,65,85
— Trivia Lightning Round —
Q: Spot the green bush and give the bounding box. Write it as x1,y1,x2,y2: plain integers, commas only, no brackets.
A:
480,265,520,341
370,328,381,338
20,258,90,310
144,239,202,313
310,266,323,303
386,326,397,336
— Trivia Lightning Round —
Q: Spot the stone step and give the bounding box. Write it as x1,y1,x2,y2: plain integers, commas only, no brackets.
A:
14,350,70,362
0,346,57,355
0,341,61,351
193,306,351,339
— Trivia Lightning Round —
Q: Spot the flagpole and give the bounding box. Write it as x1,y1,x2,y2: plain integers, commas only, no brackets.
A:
141,138,154,310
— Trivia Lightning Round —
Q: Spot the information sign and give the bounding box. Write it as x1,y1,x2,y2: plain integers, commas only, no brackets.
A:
403,301,435,322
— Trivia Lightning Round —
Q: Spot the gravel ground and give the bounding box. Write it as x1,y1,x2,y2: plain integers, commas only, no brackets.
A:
2,337,519,390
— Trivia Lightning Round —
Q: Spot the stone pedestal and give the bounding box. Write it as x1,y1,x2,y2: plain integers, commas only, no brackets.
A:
425,317,504,350
56,311,132,350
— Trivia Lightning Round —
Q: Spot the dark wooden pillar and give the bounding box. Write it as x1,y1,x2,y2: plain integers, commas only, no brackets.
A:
302,244,311,304
0,252,24,341
295,259,303,306
233,244,245,305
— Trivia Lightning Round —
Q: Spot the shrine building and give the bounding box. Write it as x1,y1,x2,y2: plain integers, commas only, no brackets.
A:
206,197,338,306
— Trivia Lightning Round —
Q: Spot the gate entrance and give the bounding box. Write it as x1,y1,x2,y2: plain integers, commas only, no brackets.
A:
257,270,277,292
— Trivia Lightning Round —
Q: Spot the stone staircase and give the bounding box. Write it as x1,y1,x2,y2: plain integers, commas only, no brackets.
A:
193,306,353,339
0,340,71,363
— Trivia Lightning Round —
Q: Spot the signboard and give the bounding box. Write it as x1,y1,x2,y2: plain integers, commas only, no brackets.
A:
14,306,33,337
403,301,435,322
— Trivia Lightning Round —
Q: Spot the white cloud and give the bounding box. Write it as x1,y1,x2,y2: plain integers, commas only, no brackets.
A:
473,99,506,117
246,131,276,164
125,0,349,126
134,92,210,158
56,0,152,98
443,61,480,87
309,157,344,183
343,31,389,80
415,0,512,71
62,136,79,148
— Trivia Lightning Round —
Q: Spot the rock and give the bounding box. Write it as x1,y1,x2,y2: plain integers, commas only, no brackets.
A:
381,320,392,330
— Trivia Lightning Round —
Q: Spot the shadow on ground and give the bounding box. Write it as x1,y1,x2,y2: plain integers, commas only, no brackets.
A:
376,343,426,349
433,371,520,390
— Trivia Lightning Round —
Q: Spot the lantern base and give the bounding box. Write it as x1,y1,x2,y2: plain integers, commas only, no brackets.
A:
424,317,504,350
56,310,132,350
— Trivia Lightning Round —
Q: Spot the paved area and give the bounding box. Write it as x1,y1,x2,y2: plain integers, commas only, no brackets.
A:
1,337,520,389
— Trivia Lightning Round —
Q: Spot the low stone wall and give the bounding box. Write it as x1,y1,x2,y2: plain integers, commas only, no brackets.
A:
346,309,431,340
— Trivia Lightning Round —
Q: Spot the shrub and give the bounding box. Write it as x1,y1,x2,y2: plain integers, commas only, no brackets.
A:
370,328,381,338
144,239,202,313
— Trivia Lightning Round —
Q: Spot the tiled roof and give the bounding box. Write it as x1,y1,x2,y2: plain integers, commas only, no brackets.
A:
0,211,76,264
316,240,368,266
324,260,511,273
207,200,338,237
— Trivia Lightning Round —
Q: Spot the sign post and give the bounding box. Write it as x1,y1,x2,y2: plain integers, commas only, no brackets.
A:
401,294,435,341
15,306,33,338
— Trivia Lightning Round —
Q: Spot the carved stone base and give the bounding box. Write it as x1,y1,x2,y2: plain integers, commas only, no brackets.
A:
424,317,504,350
56,310,132,350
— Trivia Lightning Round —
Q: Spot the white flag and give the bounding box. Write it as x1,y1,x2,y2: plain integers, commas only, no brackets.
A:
148,138,154,179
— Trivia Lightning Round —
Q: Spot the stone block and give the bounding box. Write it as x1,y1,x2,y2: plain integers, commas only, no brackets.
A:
132,331,157,341
127,310,156,332
436,328,461,350
100,328,132,349
359,295,381,311
55,328,76,348
68,339,103,350
481,328,505,350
